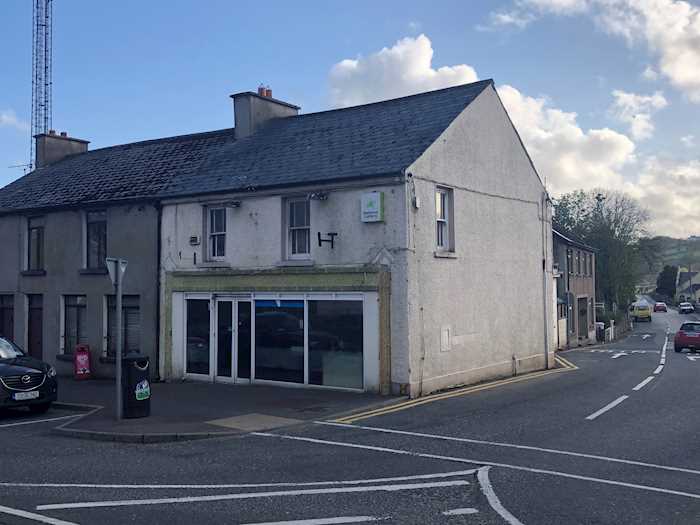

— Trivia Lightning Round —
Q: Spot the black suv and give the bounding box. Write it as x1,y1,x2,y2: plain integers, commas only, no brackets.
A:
0,337,57,414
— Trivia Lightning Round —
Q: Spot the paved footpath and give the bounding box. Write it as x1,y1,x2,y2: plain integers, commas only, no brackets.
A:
1,308,699,524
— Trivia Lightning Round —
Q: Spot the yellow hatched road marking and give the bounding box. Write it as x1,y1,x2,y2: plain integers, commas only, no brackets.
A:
335,357,578,424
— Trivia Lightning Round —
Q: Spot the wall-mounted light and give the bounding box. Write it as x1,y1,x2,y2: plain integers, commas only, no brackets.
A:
309,192,328,201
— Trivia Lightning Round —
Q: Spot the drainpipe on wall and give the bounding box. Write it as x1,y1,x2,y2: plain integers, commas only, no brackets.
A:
541,191,550,370
154,201,162,382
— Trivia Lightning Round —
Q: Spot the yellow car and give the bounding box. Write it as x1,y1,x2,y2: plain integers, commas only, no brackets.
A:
632,303,652,322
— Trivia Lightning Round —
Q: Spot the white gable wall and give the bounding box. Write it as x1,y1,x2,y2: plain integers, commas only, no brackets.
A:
404,85,554,396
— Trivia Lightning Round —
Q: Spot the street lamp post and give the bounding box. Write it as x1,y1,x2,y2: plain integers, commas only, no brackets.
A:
106,258,128,420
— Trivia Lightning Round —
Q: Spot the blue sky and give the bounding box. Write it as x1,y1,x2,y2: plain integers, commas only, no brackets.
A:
1,0,699,236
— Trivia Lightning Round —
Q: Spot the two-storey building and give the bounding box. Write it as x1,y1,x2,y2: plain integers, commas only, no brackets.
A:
553,229,596,347
0,80,555,397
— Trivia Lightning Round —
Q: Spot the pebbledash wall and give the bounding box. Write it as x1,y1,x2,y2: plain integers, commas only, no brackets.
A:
158,180,407,394
158,85,554,398
401,85,555,395
0,204,160,377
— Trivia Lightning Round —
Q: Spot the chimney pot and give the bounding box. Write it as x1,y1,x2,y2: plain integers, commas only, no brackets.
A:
60,131,67,137
265,86,272,98
48,129,56,135
257,84,266,96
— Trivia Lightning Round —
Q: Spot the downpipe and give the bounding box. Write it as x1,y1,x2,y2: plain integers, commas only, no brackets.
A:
541,191,550,370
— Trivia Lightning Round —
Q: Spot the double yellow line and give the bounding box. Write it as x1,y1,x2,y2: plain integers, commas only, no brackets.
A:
334,355,578,424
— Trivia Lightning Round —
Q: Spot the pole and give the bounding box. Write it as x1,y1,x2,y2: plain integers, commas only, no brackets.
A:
115,258,123,420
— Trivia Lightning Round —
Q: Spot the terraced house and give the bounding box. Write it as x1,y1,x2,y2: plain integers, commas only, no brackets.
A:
0,80,555,397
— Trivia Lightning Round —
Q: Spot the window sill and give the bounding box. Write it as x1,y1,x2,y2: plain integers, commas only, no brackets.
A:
198,261,231,268
79,268,108,275
20,269,46,276
277,259,315,267
433,251,457,259
56,354,73,362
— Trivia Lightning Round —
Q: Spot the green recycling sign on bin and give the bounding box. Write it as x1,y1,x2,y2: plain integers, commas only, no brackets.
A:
135,380,151,401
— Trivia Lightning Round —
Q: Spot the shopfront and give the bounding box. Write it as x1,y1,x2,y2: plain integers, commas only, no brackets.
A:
170,292,380,392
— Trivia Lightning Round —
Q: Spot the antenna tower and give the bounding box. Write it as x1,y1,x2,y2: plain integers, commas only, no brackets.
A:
30,0,53,170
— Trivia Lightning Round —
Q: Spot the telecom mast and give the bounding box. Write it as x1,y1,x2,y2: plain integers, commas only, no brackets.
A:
30,0,53,170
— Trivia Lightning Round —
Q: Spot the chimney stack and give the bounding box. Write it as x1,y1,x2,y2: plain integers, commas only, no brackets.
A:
231,86,300,140
35,131,89,169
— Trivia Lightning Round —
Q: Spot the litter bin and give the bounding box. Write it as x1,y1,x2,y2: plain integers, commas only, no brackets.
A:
121,352,150,418
595,322,605,342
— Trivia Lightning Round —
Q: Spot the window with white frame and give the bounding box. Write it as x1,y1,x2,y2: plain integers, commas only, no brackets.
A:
287,198,310,258
435,187,454,251
208,208,226,259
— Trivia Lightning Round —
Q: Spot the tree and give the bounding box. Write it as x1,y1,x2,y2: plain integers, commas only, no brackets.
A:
656,265,678,298
553,189,650,308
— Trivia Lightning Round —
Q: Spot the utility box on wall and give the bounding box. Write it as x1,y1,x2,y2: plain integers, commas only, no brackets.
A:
361,191,384,222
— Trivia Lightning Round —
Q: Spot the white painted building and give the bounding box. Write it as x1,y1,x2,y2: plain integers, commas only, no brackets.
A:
158,81,555,397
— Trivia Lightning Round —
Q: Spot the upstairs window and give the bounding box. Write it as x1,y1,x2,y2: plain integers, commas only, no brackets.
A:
86,210,107,269
287,199,310,258
567,249,573,275
588,253,593,275
435,187,454,251
576,250,581,275
27,216,45,271
208,208,226,259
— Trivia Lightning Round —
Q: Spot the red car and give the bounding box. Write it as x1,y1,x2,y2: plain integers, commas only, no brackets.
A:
674,322,700,352
654,302,668,312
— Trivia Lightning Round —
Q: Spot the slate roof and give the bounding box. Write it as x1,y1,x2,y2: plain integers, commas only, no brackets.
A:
0,80,493,213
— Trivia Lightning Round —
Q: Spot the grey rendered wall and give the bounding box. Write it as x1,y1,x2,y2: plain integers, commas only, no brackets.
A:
404,85,554,396
0,204,160,378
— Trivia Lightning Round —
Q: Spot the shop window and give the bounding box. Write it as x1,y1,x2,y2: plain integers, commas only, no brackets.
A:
86,211,107,269
208,208,226,259
0,295,14,339
186,299,210,375
255,300,304,383
107,295,140,357
308,300,363,389
435,187,454,251
64,295,87,354
287,199,310,258
27,216,45,271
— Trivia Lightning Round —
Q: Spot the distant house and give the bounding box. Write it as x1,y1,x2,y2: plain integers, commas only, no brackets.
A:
0,81,555,397
676,270,699,303
552,229,596,348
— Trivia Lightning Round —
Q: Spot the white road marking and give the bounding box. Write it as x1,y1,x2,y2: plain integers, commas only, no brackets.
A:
240,517,386,525
653,365,664,375
611,352,628,359
254,433,700,501
0,504,78,525
642,334,651,340
659,358,666,365
586,396,629,421
0,469,476,490
687,356,700,362
477,467,524,525
0,414,80,429
37,480,470,511
632,376,655,391
442,508,479,516
316,422,700,476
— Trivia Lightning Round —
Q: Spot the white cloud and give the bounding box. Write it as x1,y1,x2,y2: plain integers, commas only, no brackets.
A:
497,84,635,193
487,10,537,29
327,33,699,236
0,109,29,133
628,157,700,237
488,0,700,103
609,89,668,140
596,0,700,103
329,34,478,108
407,21,421,33
681,134,695,147
642,65,659,81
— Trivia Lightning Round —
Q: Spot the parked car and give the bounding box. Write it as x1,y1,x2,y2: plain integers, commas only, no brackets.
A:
0,337,57,414
674,322,700,352
679,302,695,314
653,302,668,312
632,303,652,322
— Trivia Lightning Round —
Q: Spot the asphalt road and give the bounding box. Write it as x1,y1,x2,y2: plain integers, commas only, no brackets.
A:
1,306,699,524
